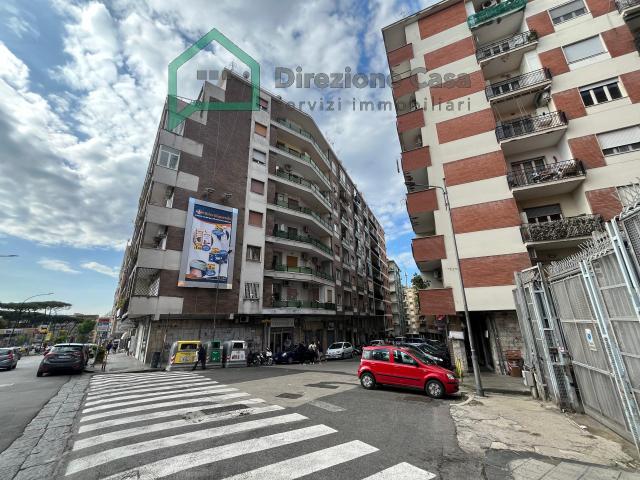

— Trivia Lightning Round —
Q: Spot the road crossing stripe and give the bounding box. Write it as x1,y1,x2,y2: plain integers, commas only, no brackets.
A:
221,440,378,480
89,375,202,390
86,380,216,400
361,462,437,479
90,372,193,384
87,376,213,395
99,425,337,480
65,413,308,475
82,386,236,414
72,405,285,451
85,382,222,406
78,398,266,433
79,392,251,423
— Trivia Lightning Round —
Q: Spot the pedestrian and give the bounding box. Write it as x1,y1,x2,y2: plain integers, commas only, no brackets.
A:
308,342,317,364
106,341,113,352
101,348,108,372
192,343,207,370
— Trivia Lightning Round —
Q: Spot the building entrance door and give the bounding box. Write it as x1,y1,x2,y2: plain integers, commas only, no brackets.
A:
270,329,293,354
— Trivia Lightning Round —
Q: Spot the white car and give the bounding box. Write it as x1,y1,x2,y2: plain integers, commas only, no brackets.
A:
326,342,354,359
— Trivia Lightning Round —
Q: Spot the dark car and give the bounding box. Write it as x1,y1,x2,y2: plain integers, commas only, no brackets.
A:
397,342,452,369
274,344,314,364
0,348,18,370
37,344,86,377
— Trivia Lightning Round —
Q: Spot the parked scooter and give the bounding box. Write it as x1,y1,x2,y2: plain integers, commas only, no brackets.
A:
262,348,273,366
247,350,262,367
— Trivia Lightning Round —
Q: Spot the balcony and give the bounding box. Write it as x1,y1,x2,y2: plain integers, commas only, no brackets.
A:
271,300,336,310
508,160,586,200
269,199,332,235
397,108,425,134
521,215,604,249
468,0,527,44
476,31,539,78
616,0,640,34
387,43,414,67
266,264,334,284
486,68,552,115
392,73,419,99
272,169,331,212
269,228,333,258
407,188,438,235
496,111,568,155
412,236,446,272
271,142,330,188
274,118,330,169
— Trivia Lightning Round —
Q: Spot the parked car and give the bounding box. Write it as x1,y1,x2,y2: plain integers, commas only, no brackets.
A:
37,344,86,377
369,340,385,346
357,345,459,398
397,343,450,369
274,344,314,364
0,348,18,370
326,342,354,360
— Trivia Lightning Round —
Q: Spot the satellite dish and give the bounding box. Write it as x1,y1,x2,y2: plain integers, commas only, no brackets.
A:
243,71,250,79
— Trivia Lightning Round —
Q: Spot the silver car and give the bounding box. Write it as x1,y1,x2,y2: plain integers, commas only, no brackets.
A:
0,348,19,370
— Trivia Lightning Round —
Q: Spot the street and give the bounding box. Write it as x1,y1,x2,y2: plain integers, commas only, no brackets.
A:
0,355,74,452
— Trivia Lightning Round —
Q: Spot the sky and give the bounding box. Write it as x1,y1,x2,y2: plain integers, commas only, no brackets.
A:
0,0,433,315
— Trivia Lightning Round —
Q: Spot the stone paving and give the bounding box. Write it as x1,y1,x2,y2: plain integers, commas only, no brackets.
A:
0,374,89,480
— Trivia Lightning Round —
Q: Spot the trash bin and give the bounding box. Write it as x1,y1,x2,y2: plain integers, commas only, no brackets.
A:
505,349,523,377
151,351,161,369
209,340,222,367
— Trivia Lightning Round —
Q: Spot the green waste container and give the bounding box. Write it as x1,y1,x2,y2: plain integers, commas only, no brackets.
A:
209,340,222,367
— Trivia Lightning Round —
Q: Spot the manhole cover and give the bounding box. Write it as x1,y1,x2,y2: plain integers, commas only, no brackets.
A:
276,393,303,399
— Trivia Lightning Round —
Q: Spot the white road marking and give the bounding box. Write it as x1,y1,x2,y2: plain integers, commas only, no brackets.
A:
99,425,337,480
65,413,308,475
82,386,236,414
90,372,194,384
222,440,378,480
85,382,223,406
86,380,216,400
80,392,250,423
89,375,201,392
72,405,285,451
0,383,15,388
309,399,346,412
362,462,437,479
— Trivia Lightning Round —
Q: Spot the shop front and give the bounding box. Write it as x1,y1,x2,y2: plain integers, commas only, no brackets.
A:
269,318,296,354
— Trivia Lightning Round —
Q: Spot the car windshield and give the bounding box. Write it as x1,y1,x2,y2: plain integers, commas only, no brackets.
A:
52,345,83,353
406,347,435,365
328,343,342,349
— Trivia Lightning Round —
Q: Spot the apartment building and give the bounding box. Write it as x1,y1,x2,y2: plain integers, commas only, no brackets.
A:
113,70,391,363
388,260,406,336
403,287,420,335
383,0,640,372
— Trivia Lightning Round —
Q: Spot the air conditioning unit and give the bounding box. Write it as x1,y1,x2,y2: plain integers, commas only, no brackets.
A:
237,317,250,324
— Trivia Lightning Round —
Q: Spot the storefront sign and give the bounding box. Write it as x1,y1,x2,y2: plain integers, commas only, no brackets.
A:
271,318,295,328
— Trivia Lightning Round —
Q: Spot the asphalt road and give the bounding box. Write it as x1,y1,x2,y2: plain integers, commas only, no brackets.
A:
0,354,76,453
58,359,484,479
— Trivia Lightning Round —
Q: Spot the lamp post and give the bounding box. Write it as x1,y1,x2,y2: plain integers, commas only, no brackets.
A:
7,293,54,345
411,179,484,397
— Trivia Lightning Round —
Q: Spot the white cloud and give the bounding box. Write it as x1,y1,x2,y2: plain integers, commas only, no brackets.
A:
1,2,39,39
38,258,80,274
81,261,119,278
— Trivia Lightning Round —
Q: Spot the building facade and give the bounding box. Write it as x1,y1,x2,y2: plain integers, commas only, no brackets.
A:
383,0,640,372
113,70,391,363
403,286,420,335
387,260,406,336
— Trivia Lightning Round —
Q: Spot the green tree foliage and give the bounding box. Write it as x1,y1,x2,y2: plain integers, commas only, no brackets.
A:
411,274,427,290
77,319,97,342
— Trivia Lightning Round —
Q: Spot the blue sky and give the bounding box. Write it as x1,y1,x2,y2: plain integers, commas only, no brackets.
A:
0,0,431,314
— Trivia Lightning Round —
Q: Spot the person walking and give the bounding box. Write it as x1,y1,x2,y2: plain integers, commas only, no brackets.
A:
192,343,207,370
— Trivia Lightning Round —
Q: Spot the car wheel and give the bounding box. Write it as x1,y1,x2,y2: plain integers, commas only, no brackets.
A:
360,372,376,390
36,370,43,377
425,379,445,399
287,357,293,365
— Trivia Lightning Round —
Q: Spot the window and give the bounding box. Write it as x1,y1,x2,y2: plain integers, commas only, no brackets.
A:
250,179,265,195
164,113,185,136
259,98,269,111
157,145,180,170
252,149,267,166
364,349,390,362
549,0,587,24
254,122,268,137
393,350,417,365
248,210,263,227
525,204,563,223
598,126,640,156
244,282,260,300
246,245,261,261
563,36,605,64
579,78,623,106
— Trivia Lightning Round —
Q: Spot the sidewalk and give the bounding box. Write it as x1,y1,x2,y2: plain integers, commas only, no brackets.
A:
459,372,531,396
85,352,159,374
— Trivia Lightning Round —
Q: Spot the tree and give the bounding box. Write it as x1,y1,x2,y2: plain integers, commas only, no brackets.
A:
411,274,427,290
77,319,97,342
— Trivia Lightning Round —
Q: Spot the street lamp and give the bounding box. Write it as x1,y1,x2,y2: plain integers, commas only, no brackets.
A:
7,293,54,345
409,179,484,397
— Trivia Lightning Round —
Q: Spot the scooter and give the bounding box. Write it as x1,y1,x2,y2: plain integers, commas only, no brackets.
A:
262,348,273,366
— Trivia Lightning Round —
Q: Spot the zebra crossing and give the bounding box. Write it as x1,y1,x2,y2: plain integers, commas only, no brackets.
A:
64,371,437,479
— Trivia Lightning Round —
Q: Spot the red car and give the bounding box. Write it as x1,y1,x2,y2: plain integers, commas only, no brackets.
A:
357,345,459,398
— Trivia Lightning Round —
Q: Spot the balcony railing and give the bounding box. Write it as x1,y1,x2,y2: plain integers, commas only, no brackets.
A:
468,0,527,29
274,170,331,207
274,143,330,185
272,199,331,230
271,228,332,255
486,68,551,100
476,31,538,62
272,300,336,310
272,264,333,281
521,215,604,243
275,118,330,165
508,159,585,189
496,111,567,141
616,0,640,11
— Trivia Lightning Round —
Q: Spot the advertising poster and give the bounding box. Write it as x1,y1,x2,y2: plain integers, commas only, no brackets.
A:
178,197,238,289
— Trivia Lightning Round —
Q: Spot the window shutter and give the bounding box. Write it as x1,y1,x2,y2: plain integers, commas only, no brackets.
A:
254,123,268,137
250,179,265,194
563,36,605,63
248,210,263,227
579,78,618,91
598,126,640,149
550,0,585,20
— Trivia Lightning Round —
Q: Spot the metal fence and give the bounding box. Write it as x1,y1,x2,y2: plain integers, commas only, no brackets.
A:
514,193,640,452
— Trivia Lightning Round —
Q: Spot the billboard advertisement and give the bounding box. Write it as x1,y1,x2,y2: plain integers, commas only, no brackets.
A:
97,318,111,332
178,197,238,289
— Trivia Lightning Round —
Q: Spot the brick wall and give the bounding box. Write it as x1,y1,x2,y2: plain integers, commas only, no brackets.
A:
412,235,447,262
431,71,485,105
586,187,623,221
444,150,506,186
387,43,413,67
451,198,520,234
552,88,587,119
602,26,636,58
397,109,425,133
418,288,456,315
392,75,419,99
460,253,532,287
621,70,640,104
585,0,617,16
568,134,606,168
424,36,475,70
539,47,569,76
407,188,438,215
402,146,431,172
418,1,467,39
436,109,496,144
526,11,554,37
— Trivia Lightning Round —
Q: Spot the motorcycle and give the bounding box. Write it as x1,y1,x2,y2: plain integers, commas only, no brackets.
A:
262,348,273,366
247,350,262,367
